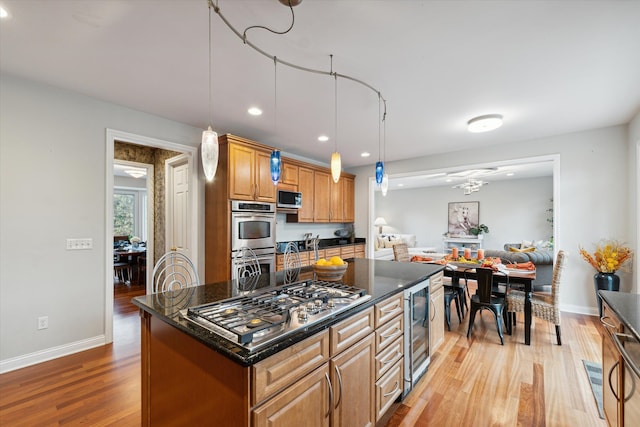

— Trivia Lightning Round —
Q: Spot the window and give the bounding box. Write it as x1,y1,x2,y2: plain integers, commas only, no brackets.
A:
114,189,147,241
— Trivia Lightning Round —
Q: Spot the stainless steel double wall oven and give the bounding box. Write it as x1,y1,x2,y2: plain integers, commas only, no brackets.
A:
230,201,276,279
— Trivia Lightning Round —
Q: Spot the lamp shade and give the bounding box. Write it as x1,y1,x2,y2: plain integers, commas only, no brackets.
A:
331,152,341,183
201,126,219,181
374,217,387,227
381,173,389,196
270,150,281,184
375,161,384,185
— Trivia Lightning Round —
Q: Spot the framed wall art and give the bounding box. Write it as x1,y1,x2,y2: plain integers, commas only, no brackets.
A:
447,201,479,236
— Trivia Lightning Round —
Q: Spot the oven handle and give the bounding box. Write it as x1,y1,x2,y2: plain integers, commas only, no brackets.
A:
231,213,276,220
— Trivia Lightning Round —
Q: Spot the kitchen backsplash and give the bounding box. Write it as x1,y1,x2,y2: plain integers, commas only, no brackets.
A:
275,213,351,243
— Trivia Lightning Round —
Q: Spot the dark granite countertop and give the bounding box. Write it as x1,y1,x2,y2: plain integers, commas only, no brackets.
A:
132,258,443,366
599,291,640,341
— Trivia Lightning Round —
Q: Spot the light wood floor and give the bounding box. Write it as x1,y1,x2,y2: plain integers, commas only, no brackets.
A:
0,281,605,427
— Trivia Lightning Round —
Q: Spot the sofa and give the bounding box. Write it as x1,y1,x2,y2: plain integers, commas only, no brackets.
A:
484,243,554,289
373,234,440,261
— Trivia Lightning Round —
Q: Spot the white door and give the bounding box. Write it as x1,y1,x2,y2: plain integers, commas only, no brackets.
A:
166,155,192,260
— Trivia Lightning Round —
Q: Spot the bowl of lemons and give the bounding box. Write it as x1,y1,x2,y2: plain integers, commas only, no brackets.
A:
313,256,348,281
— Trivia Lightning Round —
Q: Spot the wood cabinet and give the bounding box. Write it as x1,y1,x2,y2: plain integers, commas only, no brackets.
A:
296,166,315,222
429,271,445,352
229,142,276,202
329,175,354,223
314,170,331,222
330,333,376,427
281,162,299,186
354,243,365,259
373,294,404,422
343,176,355,223
601,301,640,427
253,363,331,427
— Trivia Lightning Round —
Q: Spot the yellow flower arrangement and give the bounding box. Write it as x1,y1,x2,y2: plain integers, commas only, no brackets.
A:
579,239,633,273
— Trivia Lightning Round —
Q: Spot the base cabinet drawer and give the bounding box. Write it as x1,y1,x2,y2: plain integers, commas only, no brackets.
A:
375,359,403,421
375,314,403,353
375,336,403,380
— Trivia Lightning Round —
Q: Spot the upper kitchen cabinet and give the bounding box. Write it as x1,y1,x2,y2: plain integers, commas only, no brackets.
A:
228,136,276,203
313,170,332,222
296,166,314,222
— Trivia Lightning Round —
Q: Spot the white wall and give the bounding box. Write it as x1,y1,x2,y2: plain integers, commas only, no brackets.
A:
0,74,202,369
374,176,553,251
628,110,640,293
349,125,636,315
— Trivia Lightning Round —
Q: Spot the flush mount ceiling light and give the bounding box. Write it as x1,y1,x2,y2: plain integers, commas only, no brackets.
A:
248,107,262,116
124,168,147,179
318,135,329,142
467,114,503,133
361,152,370,157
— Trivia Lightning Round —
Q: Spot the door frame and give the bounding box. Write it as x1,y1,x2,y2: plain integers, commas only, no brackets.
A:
113,159,155,289
166,153,192,253
105,129,199,344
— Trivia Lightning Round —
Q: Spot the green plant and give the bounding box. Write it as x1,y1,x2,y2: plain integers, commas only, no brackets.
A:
469,224,489,236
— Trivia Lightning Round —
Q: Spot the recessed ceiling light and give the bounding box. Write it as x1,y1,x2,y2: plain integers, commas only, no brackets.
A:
506,172,514,176
467,114,503,133
0,7,9,18
445,178,453,183
318,135,329,142
398,183,404,187
361,152,370,157
248,107,262,116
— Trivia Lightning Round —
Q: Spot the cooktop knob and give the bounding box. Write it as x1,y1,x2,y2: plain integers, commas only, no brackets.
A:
298,306,308,322
314,299,323,309
327,299,335,309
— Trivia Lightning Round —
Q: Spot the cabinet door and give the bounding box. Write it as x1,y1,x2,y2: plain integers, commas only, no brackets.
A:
331,334,375,427
252,363,330,427
314,170,331,223
255,149,277,202
297,167,315,222
330,178,344,222
343,176,355,223
282,163,298,186
603,332,620,427
229,143,255,200
430,285,445,351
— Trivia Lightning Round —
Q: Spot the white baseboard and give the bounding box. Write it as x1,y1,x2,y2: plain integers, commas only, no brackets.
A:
0,335,106,374
560,303,599,317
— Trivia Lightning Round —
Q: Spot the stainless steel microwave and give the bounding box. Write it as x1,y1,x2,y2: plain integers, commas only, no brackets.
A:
277,190,302,209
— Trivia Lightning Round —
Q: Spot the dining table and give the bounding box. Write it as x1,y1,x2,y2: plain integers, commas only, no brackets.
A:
114,245,147,284
442,264,536,345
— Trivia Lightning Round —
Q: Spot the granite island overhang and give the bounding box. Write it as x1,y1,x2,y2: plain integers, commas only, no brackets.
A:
132,258,444,366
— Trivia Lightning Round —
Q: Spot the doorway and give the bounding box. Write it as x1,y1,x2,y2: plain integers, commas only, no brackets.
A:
105,129,199,344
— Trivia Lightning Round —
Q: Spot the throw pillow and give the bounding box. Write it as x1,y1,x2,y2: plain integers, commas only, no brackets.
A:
384,239,401,249
509,246,536,253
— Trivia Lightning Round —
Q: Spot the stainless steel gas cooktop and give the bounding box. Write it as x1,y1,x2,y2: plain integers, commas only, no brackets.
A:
181,279,370,352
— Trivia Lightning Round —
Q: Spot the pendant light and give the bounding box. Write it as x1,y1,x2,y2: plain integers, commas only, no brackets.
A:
381,106,389,196
375,93,384,185
202,1,219,182
330,63,341,183
270,57,281,184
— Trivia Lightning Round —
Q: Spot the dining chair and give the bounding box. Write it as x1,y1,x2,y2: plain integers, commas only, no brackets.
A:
506,250,566,345
152,250,200,293
393,243,411,262
234,247,261,291
283,241,301,284
113,254,131,284
466,267,507,345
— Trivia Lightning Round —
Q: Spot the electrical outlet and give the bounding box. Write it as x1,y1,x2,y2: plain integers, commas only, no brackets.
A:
66,238,93,250
37,316,49,330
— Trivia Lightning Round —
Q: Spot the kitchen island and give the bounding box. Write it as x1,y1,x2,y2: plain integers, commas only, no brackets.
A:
133,258,443,426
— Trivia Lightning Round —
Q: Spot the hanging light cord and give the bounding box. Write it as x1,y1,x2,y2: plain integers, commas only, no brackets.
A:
274,57,277,136
208,0,213,126
211,1,387,111
378,93,381,162
332,55,338,153
243,0,295,40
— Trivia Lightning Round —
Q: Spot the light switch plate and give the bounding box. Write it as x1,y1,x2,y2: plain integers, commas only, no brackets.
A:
66,238,93,250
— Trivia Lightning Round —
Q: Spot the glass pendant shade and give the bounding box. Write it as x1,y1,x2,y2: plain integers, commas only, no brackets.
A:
331,152,341,183
201,126,219,181
270,150,281,185
381,173,389,196
375,161,384,185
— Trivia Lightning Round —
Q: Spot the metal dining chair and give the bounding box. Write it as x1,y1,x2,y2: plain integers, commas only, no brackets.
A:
283,241,301,284
234,247,261,291
152,250,200,293
466,267,507,345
